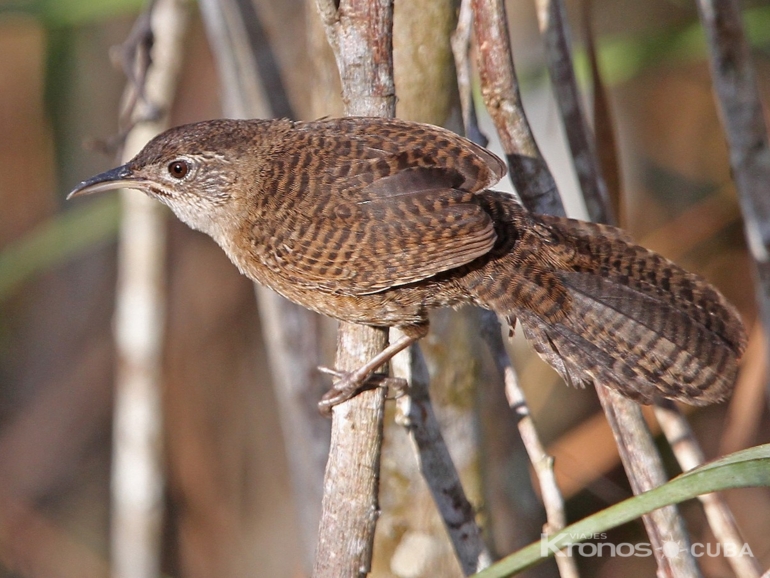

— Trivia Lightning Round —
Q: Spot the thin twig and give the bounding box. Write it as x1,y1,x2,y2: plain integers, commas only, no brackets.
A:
533,3,703,574
110,1,189,577
721,324,767,455
538,0,697,576
198,0,270,119
595,390,700,577
576,3,752,573
534,0,613,225
655,400,762,578
311,1,395,576
450,0,487,147
478,311,578,578
454,6,561,568
392,328,492,576
696,0,770,387
390,2,496,572
581,0,622,223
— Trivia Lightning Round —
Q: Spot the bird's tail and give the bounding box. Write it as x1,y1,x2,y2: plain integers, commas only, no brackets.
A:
466,203,747,405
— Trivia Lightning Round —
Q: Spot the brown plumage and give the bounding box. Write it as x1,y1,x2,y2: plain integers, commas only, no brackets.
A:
69,117,747,409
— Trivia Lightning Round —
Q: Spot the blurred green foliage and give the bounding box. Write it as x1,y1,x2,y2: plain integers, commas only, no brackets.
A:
0,0,142,26
574,5,770,85
0,196,120,301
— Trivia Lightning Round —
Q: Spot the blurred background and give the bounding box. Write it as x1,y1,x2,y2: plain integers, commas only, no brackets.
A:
0,0,769,576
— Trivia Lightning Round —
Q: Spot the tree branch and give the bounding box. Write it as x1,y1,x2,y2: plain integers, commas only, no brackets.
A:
110,1,189,577
311,1,395,576
392,328,492,576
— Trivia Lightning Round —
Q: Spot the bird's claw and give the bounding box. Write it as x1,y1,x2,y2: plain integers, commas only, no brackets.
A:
317,366,408,417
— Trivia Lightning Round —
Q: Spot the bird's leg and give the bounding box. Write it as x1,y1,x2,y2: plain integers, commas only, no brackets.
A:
318,323,429,416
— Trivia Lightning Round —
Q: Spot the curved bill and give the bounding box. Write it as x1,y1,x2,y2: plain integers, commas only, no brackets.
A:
67,165,148,199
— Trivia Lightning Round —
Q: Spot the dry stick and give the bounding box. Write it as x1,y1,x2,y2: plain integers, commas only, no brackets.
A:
477,311,578,578
580,0,622,222
473,1,701,576
534,0,613,225
470,2,580,577
598,393,703,578
197,0,330,567
453,3,574,576
109,1,189,578
640,187,752,563
391,329,493,575
450,0,474,137
720,324,767,455
696,0,770,365
655,400,762,578
535,2,701,575
312,1,394,576
313,325,388,578
450,0,488,149
472,0,563,218
644,219,763,571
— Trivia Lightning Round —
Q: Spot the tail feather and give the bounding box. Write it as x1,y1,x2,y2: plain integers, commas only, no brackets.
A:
468,206,747,405
517,271,741,405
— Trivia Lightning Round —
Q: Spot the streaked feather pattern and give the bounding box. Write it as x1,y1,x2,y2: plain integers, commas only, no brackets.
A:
94,117,746,406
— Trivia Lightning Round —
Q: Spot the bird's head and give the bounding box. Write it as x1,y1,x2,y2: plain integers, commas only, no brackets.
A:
68,120,266,239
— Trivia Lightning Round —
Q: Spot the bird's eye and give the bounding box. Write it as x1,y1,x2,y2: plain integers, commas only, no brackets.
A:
168,160,190,179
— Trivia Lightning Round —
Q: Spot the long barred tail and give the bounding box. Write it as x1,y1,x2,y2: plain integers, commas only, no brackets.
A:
468,202,747,406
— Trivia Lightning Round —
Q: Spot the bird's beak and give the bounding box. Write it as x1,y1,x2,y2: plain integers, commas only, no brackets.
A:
67,164,148,200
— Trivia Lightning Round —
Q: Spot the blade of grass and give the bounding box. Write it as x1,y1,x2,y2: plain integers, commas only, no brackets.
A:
474,444,770,577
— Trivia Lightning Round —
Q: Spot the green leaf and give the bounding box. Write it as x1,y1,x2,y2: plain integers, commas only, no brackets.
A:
0,196,121,301
474,444,770,577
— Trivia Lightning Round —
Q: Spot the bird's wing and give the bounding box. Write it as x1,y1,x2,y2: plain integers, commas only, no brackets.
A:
258,119,508,294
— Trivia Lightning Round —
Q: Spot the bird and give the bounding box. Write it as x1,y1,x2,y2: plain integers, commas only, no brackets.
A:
68,117,747,413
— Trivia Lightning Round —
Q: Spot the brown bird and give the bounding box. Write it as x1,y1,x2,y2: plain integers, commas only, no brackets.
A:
69,117,747,412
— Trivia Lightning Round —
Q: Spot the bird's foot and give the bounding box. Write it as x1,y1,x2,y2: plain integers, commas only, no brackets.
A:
317,366,408,417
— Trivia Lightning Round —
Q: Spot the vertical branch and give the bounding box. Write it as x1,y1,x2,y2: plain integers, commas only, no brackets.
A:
577,3,754,573
594,391,700,577
451,0,486,146
470,3,581,577
313,324,388,578
198,0,330,567
471,0,563,217
535,2,701,573
696,0,770,379
387,4,496,575
581,0,622,222
316,0,396,117
312,1,394,576
110,1,189,577
452,6,568,577
391,329,493,576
